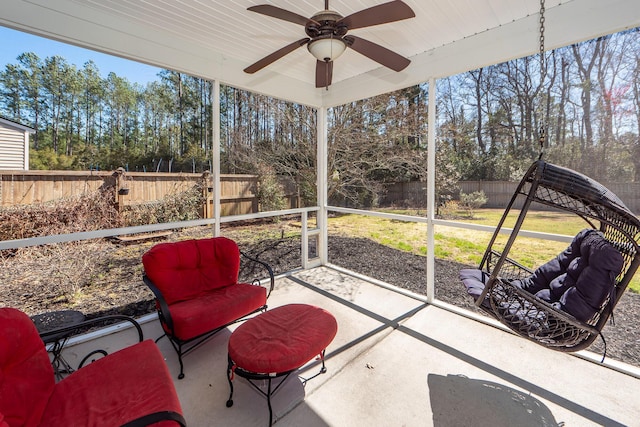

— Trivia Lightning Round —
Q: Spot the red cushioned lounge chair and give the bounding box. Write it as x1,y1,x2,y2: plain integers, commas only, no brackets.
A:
142,236,274,379
0,307,186,427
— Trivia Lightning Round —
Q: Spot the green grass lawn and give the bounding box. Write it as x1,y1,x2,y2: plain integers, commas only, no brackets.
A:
328,208,640,293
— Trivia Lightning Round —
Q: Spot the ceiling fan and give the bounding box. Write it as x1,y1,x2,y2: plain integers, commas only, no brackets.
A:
244,0,415,88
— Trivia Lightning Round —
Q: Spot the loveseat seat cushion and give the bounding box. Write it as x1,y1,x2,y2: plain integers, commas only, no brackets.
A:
142,237,241,305
0,308,55,427
165,282,267,341
41,339,183,426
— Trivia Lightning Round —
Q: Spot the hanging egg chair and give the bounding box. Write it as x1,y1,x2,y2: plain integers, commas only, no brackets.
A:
460,160,640,353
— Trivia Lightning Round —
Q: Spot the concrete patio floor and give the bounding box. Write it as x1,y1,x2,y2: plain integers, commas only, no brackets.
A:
66,266,640,426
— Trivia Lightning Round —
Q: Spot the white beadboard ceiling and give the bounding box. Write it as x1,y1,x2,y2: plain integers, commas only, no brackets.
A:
2,0,639,107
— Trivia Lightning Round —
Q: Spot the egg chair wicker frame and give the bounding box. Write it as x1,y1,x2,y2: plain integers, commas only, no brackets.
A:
473,159,640,352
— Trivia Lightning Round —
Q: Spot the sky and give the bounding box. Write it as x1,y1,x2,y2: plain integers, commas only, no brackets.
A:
0,26,163,85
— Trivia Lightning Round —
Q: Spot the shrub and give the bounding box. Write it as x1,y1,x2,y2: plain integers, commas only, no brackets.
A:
256,165,286,213
438,200,461,219
122,184,205,226
0,183,206,241
0,188,121,241
459,191,488,218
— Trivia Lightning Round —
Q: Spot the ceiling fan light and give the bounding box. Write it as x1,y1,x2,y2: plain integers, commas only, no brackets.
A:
307,38,346,62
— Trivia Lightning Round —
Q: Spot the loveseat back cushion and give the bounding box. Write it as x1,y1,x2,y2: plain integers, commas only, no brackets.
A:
0,307,55,427
41,340,183,426
143,237,241,305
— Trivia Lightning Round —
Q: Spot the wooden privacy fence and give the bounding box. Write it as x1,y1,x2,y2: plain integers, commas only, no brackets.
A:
5,170,637,215
383,180,640,213
0,169,290,217
459,181,640,213
114,169,260,217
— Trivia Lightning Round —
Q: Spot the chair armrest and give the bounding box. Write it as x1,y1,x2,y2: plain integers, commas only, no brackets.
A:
39,314,144,370
143,274,176,336
120,410,187,427
39,314,143,344
241,250,275,299
484,249,534,279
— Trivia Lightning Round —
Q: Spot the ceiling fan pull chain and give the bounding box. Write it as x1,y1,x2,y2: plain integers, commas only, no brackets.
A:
325,64,330,90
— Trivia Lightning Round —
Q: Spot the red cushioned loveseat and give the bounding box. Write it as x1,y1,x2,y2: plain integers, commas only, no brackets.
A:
0,307,185,427
142,236,274,379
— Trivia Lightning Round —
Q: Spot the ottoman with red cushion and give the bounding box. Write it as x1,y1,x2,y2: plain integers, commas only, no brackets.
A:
226,303,338,426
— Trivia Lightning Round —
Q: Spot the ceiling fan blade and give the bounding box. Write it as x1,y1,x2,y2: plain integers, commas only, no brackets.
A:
244,38,310,74
339,0,415,30
315,60,333,88
344,35,410,72
248,5,319,27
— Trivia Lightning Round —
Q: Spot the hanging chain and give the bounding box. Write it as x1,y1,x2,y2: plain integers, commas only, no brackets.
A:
539,0,545,72
538,0,546,159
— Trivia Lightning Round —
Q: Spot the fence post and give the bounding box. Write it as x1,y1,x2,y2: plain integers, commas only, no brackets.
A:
251,176,259,213
113,168,129,212
201,171,213,219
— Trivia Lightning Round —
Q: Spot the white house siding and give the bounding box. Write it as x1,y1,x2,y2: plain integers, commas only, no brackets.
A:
0,119,32,170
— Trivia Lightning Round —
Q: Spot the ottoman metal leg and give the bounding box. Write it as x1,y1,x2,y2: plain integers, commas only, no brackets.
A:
226,358,293,427
226,356,235,408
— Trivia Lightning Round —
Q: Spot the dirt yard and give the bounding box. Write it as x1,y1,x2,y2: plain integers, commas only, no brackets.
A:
1,225,638,367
